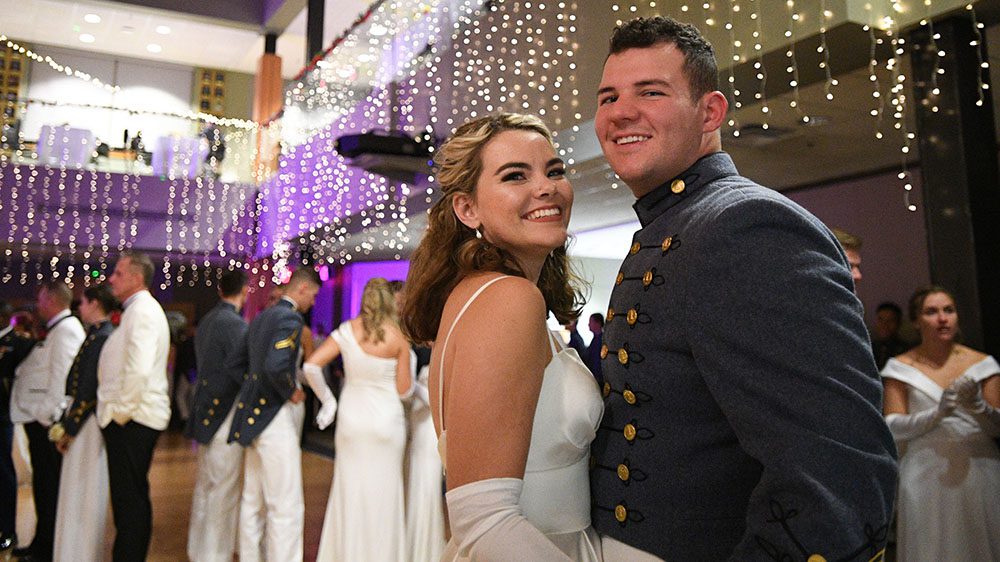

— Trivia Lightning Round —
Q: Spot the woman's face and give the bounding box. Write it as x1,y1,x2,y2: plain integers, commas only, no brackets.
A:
917,291,958,343
457,129,573,266
78,295,99,325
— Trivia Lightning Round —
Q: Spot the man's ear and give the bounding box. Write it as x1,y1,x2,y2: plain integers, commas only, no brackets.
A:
452,192,480,230
701,90,728,134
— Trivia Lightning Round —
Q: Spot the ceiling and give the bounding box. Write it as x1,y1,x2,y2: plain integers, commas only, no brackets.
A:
0,0,365,78
3,0,999,261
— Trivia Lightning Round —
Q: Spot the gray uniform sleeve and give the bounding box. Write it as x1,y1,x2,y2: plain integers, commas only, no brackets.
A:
685,197,898,561
263,315,301,402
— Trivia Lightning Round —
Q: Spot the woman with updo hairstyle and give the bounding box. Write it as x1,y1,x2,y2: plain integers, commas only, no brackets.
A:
881,285,1000,561
304,277,414,561
401,113,603,561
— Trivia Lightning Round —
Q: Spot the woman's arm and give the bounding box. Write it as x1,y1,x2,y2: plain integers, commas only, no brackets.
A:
303,334,340,429
305,335,341,368
884,374,957,441
393,328,414,399
441,276,569,560
883,378,909,416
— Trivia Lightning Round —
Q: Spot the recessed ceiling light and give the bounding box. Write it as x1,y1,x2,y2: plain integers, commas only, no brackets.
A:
146,43,162,53
79,33,96,43
155,25,171,35
369,24,388,36
83,13,101,24
357,53,375,62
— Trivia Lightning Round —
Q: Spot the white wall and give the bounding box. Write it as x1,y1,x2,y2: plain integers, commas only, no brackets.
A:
22,44,195,146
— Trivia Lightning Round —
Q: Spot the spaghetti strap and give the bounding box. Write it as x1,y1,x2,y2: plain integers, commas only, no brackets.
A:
437,275,512,428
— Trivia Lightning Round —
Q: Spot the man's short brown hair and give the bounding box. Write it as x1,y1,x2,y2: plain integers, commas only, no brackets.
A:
39,280,73,307
119,251,155,287
609,16,719,100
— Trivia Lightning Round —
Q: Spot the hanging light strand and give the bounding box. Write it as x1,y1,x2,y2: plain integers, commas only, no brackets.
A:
818,0,837,101
967,3,989,107
785,1,808,123
750,0,768,127
726,0,741,137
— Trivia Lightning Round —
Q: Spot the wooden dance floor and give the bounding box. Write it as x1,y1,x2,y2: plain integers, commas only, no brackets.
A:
10,430,335,561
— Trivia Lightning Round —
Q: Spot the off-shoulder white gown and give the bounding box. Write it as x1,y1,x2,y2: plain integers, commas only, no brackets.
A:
882,356,1000,562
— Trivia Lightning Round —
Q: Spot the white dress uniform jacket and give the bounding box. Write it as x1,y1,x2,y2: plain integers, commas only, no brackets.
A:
97,290,171,430
10,310,85,425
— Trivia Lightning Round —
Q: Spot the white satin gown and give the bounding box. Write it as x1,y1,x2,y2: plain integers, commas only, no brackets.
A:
316,321,407,562
437,276,605,561
881,356,1000,562
405,364,446,562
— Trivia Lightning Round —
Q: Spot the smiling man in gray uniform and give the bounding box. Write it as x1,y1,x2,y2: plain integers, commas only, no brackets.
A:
589,17,898,561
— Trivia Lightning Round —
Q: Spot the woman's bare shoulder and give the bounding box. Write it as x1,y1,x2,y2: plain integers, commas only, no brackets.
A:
450,273,542,309
958,344,988,363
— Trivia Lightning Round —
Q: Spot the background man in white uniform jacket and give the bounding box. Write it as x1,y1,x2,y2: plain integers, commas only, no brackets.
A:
9,281,84,562
98,251,170,562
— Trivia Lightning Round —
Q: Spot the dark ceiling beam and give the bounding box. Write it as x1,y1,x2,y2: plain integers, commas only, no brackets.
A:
264,0,307,35
100,0,266,30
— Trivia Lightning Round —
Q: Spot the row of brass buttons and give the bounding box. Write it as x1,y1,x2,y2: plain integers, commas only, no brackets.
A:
629,235,676,256
602,382,638,405
603,216,684,529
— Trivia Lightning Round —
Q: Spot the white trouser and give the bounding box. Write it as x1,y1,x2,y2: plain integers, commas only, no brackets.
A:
601,535,665,562
188,404,244,562
52,417,109,562
238,400,305,562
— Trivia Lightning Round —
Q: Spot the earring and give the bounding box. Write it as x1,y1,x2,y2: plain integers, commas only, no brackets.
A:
475,228,483,239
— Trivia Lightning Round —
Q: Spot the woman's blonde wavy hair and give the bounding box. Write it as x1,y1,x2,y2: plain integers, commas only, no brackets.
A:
401,113,586,345
360,277,397,344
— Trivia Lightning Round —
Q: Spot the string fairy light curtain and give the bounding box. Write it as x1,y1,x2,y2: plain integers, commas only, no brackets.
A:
265,0,993,281
2,0,993,288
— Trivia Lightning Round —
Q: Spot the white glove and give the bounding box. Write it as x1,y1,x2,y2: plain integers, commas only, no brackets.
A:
885,386,957,442
446,477,572,561
953,375,1000,436
303,363,337,429
412,380,430,408
52,395,73,424
316,400,337,430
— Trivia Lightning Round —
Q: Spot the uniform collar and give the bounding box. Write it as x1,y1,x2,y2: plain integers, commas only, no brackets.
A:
280,295,298,311
122,290,148,309
88,319,112,334
632,152,738,227
46,309,72,329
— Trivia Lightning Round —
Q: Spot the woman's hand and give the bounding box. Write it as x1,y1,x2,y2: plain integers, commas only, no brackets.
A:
953,375,985,413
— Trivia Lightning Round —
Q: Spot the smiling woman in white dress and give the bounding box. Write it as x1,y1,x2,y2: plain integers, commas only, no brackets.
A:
401,113,603,561
304,277,413,562
881,285,1000,562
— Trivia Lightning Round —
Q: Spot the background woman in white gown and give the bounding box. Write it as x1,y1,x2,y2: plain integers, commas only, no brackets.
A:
52,283,117,562
304,277,413,562
881,285,1000,562
401,113,603,561
405,364,446,561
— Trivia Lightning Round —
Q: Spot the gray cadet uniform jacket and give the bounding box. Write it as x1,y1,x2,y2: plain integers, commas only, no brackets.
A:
227,298,303,446
184,301,248,444
590,152,898,561
60,320,113,436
